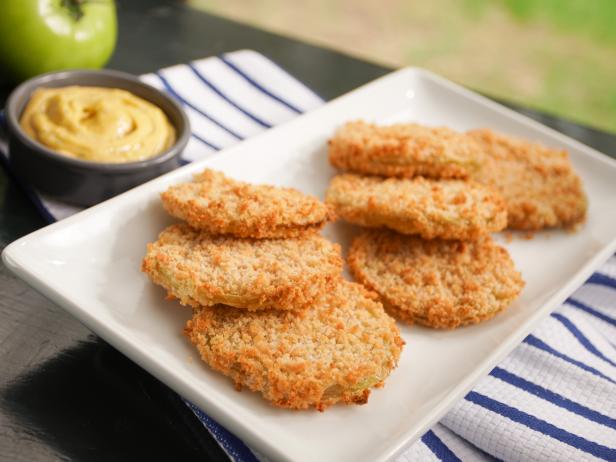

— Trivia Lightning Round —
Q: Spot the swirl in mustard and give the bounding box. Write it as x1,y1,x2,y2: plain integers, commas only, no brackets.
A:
20,86,176,163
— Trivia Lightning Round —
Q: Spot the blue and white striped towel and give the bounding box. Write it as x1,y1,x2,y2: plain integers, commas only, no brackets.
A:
2,50,615,462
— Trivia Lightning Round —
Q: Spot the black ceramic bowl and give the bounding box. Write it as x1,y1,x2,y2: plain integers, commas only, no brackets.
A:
5,69,189,206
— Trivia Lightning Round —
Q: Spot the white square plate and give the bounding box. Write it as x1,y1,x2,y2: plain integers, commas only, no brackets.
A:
4,68,616,462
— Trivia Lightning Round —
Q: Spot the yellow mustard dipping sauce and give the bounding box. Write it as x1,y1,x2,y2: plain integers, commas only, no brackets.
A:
19,86,176,163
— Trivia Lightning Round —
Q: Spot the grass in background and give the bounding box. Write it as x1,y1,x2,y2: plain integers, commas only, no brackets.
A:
191,0,616,133
492,0,616,44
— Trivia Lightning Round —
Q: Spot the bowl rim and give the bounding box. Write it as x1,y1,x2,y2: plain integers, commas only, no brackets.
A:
6,68,190,172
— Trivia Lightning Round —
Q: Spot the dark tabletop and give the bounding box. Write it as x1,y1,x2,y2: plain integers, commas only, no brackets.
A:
0,1,614,461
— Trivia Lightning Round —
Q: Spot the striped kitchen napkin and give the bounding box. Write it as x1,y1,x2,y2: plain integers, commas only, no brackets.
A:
1,50,614,462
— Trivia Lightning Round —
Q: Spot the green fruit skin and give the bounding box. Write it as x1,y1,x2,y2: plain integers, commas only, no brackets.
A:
0,0,117,83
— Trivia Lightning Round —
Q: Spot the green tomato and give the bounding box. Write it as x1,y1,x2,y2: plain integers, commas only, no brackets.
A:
0,0,117,83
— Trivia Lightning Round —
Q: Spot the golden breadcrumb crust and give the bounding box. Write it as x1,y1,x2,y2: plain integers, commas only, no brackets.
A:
468,129,587,230
141,224,343,311
185,281,404,411
326,173,507,239
348,230,524,329
328,120,483,179
161,169,335,238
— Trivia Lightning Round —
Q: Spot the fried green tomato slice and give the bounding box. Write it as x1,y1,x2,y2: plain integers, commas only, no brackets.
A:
161,169,335,238
328,120,484,179
141,224,343,311
184,281,404,411
348,230,524,329
468,128,587,230
326,173,506,240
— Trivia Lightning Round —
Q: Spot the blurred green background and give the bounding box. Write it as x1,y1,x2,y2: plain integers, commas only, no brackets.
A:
190,0,616,133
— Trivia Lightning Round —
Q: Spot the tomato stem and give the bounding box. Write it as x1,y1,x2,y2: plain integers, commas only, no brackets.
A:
61,0,85,21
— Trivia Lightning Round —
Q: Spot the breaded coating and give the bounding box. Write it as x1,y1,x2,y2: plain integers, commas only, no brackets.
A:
141,224,343,311
161,169,335,238
348,230,524,329
185,281,404,411
328,120,483,179
326,173,506,240
468,129,587,230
